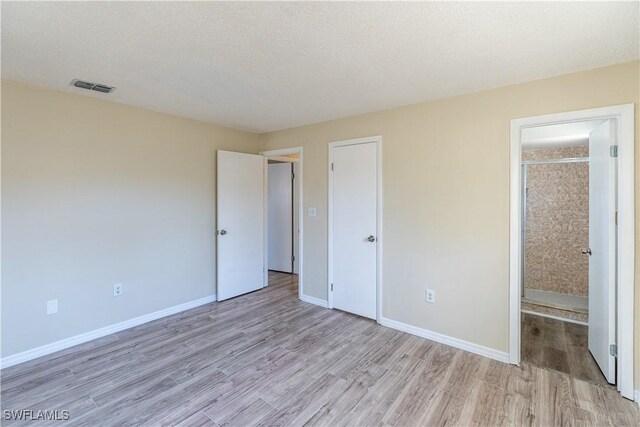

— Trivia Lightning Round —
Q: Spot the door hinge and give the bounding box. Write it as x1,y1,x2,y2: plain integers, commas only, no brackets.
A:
292,255,295,262
610,344,617,357
331,163,334,171
610,145,618,157
615,211,618,226
291,172,295,180
331,283,334,292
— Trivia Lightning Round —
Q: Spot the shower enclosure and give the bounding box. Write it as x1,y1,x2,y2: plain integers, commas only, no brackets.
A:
521,147,589,319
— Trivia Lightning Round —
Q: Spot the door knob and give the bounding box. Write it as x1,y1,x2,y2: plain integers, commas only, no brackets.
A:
367,235,376,242
581,247,591,255
218,229,227,236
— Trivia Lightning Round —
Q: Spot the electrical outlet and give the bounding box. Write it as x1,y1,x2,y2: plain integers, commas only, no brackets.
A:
425,289,435,304
47,299,58,315
308,207,317,217
114,284,123,297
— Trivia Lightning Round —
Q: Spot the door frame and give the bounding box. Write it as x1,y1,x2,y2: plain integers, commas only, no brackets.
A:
328,136,383,322
266,161,295,274
260,147,304,301
508,104,635,399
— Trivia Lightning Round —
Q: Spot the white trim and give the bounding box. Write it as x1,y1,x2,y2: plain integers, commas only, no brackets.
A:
509,103,635,399
521,310,588,326
380,317,509,363
327,136,383,322
260,147,304,302
0,294,216,369
263,156,269,287
635,390,640,406
299,294,329,308
509,120,522,365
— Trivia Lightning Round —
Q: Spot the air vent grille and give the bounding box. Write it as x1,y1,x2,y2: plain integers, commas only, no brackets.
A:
70,79,115,94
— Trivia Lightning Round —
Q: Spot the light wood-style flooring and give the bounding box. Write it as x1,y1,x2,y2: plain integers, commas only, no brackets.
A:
2,272,639,426
521,312,609,387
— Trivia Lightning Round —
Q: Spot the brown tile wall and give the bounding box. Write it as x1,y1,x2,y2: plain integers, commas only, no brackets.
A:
523,146,589,297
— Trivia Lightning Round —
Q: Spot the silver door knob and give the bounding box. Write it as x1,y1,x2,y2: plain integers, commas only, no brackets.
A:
367,235,376,242
581,247,591,255
218,229,227,236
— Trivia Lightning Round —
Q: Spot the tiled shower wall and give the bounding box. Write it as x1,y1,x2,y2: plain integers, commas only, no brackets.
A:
522,146,589,298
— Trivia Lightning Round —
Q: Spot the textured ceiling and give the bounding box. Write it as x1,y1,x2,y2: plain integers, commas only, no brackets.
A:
2,2,638,133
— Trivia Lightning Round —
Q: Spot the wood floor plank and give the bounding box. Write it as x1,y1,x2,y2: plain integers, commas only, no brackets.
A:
2,273,639,426
343,354,425,426
521,313,610,386
174,411,217,427
534,368,575,427
217,398,277,427
421,390,466,427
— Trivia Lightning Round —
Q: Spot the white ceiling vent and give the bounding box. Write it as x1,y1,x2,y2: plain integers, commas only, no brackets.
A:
69,79,115,94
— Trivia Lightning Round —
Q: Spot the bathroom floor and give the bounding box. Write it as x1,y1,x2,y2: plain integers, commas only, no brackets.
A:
521,312,611,387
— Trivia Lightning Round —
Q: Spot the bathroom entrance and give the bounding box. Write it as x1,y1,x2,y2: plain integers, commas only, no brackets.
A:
518,118,616,386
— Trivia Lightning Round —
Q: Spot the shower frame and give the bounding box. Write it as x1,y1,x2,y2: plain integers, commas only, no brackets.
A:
520,156,589,311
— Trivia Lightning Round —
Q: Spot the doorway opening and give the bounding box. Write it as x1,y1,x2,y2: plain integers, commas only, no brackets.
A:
215,147,304,302
261,148,304,300
520,119,612,386
509,104,635,400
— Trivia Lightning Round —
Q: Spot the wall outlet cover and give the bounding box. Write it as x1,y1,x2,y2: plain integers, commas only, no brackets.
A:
425,289,435,304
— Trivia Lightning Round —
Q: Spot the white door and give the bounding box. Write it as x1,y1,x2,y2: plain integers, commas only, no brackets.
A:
331,141,378,319
217,151,264,301
588,120,617,384
268,162,293,273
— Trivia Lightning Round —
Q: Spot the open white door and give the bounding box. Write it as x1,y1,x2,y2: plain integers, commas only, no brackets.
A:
588,120,617,384
217,151,264,301
268,162,293,273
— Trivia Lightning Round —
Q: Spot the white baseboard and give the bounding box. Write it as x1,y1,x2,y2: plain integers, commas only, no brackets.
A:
0,294,216,369
635,390,640,406
299,294,328,308
379,316,509,363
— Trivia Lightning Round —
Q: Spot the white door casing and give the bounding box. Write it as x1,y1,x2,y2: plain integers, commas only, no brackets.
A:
216,150,265,301
293,161,300,274
330,140,378,319
588,120,617,383
268,162,293,273
509,103,634,400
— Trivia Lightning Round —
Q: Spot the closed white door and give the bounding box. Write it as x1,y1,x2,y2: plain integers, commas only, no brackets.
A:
588,120,617,383
217,151,264,301
268,162,293,273
330,141,378,319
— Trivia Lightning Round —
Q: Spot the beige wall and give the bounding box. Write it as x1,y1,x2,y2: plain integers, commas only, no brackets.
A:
259,61,639,381
2,62,639,388
1,80,259,357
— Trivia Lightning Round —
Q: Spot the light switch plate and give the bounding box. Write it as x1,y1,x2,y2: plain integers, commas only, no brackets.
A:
47,299,58,315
